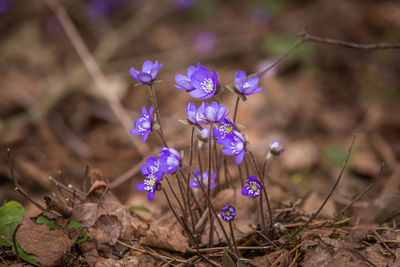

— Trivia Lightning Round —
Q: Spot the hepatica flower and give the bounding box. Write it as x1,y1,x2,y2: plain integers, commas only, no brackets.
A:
242,176,261,198
204,101,229,123
186,102,208,125
140,156,163,179
190,170,216,189
221,205,236,222
159,147,181,173
130,60,163,84
213,118,235,142
269,140,284,156
129,106,153,142
175,65,197,91
221,131,246,164
234,70,263,96
136,174,160,201
189,63,218,99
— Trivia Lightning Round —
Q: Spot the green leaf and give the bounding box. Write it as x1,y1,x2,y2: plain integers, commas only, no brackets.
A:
67,220,87,244
12,242,40,266
36,215,60,230
221,249,236,267
131,205,150,213
0,201,25,246
323,146,353,168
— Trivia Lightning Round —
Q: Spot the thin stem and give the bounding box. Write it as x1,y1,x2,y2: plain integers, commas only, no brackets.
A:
186,127,196,232
281,135,356,249
244,154,250,178
156,129,167,147
175,172,189,226
213,132,221,193
164,176,185,217
259,192,267,234
247,151,273,228
148,84,166,144
207,123,214,247
237,164,244,187
229,221,241,263
233,96,240,123
185,165,234,251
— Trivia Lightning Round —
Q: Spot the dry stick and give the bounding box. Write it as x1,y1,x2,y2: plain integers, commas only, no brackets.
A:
334,162,384,220
44,0,149,156
48,176,85,200
300,30,400,50
7,149,47,213
207,123,215,247
281,135,357,249
186,165,234,252
161,189,218,267
247,151,273,229
373,230,396,258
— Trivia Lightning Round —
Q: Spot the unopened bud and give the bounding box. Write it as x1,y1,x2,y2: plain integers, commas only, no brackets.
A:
269,140,284,156
155,183,162,191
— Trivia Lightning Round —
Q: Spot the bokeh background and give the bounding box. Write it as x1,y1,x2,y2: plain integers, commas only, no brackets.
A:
1,0,400,223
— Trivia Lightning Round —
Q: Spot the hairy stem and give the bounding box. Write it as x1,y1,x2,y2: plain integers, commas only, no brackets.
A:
233,96,240,123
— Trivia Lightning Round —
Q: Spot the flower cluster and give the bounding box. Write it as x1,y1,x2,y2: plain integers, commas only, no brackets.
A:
186,101,229,125
136,147,181,201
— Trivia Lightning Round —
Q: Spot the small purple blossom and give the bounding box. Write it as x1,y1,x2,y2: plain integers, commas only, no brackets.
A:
136,174,160,201
269,140,284,156
130,60,163,84
140,156,163,179
159,147,181,174
234,71,263,95
129,106,153,142
221,205,236,222
204,101,229,123
186,102,208,125
174,65,197,91
241,176,261,198
213,118,235,143
221,131,246,164
189,63,218,99
190,170,216,189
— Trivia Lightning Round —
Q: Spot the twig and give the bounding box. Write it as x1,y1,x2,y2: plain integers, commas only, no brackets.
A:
334,162,384,220
44,0,149,156
300,30,400,50
281,135,356,249
373,230,396,258
48,176,85,200
44,194,72,217
7,149,47,212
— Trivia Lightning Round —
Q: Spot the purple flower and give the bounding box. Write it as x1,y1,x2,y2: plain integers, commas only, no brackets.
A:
241,176,261,198
159,147,181,173
174,0,196,10
204,101,229,123
234,71,263,95
221,205,236,222
140,156,163,179
213,118,235,143
129,106,153,142
189,63,218,99
130,60,163,84
186,102,208,125
175,65,197,91
221,131,246,164
269,140,284,156
136,174,160,201
190,170,216,189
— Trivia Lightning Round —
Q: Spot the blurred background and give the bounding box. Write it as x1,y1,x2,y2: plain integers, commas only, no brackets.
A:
1,0,400,223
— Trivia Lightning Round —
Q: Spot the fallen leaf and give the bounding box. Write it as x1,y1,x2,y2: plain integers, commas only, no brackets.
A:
16,217,71,267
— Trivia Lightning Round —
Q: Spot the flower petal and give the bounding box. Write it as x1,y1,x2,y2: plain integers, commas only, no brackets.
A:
235,150,245,164
129,67,139,80
137,72,153,83
136,182,146,191
142,60,154,73
147,190,155,201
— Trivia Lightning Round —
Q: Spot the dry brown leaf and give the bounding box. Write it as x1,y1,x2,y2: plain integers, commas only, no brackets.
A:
16,217,71,267
140,214,189,253
92,214,122,258
301,191,335,219
249,249,289,267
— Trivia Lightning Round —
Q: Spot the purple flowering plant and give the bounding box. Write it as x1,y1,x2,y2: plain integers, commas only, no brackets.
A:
128,58,285,256
129,106,154,142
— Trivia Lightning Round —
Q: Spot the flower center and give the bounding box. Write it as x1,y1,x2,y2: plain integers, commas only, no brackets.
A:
142,121,150,129
201,78,214,93
226,126,233,133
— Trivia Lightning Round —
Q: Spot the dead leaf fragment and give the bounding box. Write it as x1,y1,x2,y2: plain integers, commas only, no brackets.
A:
140,214,189,253
16,217,71,267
